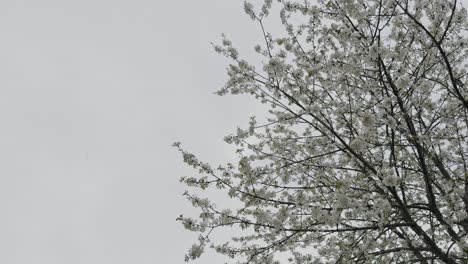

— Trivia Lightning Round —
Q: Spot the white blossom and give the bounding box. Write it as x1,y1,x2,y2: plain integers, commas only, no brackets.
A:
244,1,256,20
176,0,468,262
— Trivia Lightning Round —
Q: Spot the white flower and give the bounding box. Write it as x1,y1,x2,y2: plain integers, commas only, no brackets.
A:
382,174,400,187
336,193,351,208
244,1,256,20
350,137,366,152
255,210,271,224
374,198,391,212
254,44,261,53
361,112,375,127
187,244,204,260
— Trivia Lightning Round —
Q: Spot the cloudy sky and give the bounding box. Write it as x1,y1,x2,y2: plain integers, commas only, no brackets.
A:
2,0,468,264
0,0,268,263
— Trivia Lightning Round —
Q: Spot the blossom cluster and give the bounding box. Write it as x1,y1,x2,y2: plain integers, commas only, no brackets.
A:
177,0,468,263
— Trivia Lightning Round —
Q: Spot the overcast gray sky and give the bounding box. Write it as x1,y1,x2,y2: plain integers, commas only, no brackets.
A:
2,1,468,264
0,0,266,263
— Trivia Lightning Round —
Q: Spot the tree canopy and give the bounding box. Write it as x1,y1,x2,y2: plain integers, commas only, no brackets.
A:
175,0,468,263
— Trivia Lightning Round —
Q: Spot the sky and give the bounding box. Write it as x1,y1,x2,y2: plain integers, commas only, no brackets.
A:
1,1,468,264
0,0,265,263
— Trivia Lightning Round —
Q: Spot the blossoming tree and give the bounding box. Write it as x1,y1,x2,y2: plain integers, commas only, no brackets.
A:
175,0,468,263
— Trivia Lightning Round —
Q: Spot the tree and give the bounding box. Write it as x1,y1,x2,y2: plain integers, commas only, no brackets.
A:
174,0,468,263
